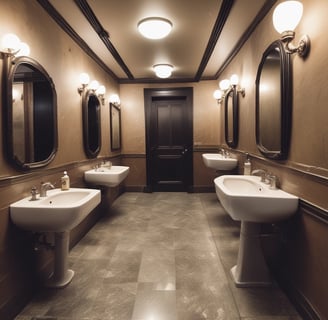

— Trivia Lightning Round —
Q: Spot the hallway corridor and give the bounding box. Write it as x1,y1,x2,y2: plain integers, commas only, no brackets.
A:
16,192,300,320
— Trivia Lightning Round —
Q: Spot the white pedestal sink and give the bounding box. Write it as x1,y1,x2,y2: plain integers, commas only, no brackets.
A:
10,188,101,288
84,166,130,187
214,175,299,287
202,153,238,170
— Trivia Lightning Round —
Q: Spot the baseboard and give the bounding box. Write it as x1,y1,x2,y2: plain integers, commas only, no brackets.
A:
125,185,146,192
192,186,215,193
274,269,321,320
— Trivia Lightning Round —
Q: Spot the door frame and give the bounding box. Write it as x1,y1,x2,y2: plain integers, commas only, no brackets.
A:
144,87,193,192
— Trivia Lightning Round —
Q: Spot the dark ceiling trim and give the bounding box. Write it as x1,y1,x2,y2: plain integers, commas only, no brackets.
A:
36,0,118,81
194,0,235,82
74,0,134,80
213,0,278,79
119,77,195,85
37,0,278,85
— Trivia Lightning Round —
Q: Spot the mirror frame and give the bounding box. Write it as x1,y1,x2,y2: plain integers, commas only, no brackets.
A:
3,56,58,170
82,90,101,158
255,40,292,160
224,86,239,148
110,103,121,151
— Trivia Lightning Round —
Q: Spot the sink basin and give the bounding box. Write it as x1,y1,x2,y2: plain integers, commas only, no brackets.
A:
84,166,130,187
214,175,299,287
10,188,101,232
202,153,238,170
214,175,299,222
10,187,101,288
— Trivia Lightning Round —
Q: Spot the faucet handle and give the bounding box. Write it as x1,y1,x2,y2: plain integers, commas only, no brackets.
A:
268,175,279,189
30,186,38,201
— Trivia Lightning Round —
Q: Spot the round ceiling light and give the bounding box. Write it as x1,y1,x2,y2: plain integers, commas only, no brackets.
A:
138,17,172,39
153,64,173,78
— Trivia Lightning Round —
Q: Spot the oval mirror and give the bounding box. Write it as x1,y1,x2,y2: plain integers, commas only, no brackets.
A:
82,91,101,158
255,40,292,160
224,87,238,148
3,56,57,170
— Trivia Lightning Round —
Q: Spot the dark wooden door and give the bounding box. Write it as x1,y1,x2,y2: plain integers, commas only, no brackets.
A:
145,88,193,192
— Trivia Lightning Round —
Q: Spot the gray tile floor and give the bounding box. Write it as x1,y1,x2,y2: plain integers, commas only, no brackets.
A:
15,192,301,320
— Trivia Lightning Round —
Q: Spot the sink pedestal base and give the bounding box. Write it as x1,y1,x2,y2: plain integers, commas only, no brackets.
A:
46,231,75,288
231,221,271,287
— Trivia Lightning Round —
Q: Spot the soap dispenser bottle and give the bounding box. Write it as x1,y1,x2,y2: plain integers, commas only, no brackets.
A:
244,153,251,175
61,171,70,190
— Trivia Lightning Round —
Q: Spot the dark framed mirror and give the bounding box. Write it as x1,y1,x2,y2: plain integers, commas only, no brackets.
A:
110,103,121,151
3,56,57,170
82,90,101,158
255,40,292,160
224,86,239,148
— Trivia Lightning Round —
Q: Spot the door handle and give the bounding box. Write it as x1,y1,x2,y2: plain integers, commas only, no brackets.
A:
182,148,188,155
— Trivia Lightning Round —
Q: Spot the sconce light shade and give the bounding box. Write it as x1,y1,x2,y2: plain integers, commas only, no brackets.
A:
109,94,121,106
96,85,106,95
79,72,90,86
1,33,30,57
89,80,99,91
272,0,310,57
273,1,303,34
213,90,223,100
153,64,173,78
138,17,172,39
1,33,21,53
219,79,230,91
16,42,30,57
96,85,106,105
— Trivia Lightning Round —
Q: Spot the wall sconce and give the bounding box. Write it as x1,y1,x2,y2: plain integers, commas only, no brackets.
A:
89,80,99,92
0,33,30,57
213,74,245,104
78,73,105,103
78,72,90,95
230,74,245,97
272,0,310,57
109,94,121,107
96,85,106,105
213,89,223,104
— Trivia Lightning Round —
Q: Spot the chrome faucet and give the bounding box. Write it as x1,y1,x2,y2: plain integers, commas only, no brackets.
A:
40,182,55,197
251,169,267,182
219,148,230,158
251,169,279,189
267,175,279,189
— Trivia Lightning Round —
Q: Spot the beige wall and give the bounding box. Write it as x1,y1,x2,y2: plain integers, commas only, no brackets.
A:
0,0,120,179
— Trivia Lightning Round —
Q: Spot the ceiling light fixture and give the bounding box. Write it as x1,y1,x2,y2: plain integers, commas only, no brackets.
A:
138,17,172,39
153,64,173,78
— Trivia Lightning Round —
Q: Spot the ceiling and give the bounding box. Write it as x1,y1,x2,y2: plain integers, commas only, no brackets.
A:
38,0,277,83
